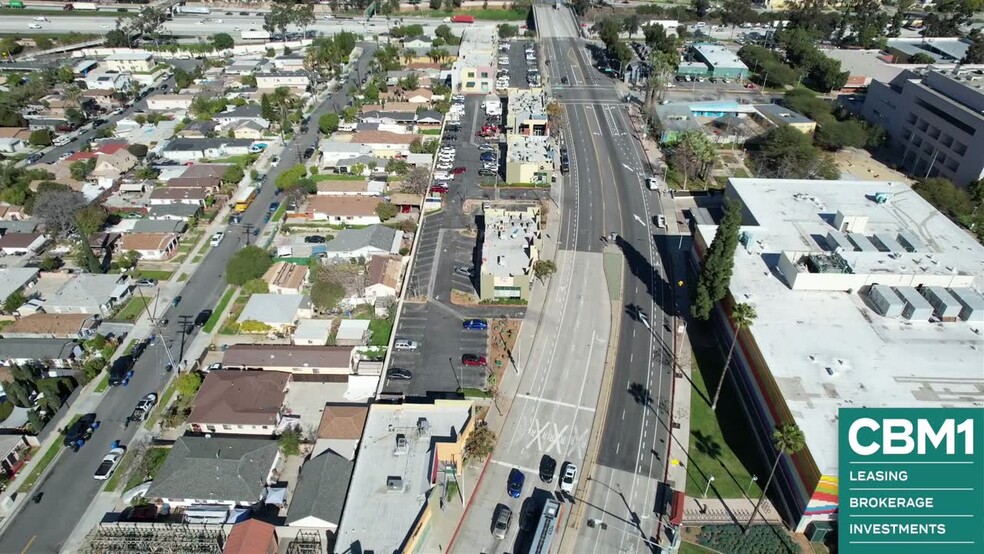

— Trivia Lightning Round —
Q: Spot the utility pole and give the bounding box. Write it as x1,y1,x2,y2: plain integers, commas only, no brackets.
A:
243,223,255,246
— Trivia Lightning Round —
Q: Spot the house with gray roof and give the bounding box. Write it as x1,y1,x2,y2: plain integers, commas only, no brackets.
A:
160,138,256,163
237,293,309,332
148,203,202,221
145,436,280,509
359,111,417,125
132,219,187,234
324,225,402,260
416,110,444,125
319,141,372,171
0,338,82,372
41,273,132,316
0,268,39,306
213,104,270,129
285,450,354,529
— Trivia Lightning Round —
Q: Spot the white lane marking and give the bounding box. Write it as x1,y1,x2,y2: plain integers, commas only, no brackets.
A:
490,459,540,475
515,393,597,412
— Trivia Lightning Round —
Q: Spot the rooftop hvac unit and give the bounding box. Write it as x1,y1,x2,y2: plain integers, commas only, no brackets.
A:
386,476,404,491
949,288,984,322
417,418,431,437
872,233,903,252
834,211,868,233
395,434,408,454
921,286,962,321
894,286,933,321
896,231,924,252
868,284,905,318
848,233,878,252
826,231,853,252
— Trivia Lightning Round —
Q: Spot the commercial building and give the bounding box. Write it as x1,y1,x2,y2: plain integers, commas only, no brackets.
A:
861,67,984,185
505,135,554,184
479,202,541,301
677,43,748,80
452,28,497,94
506,88,549,136
752,103,817,134
652,100,778,144
885,37,971,63
690,178,984,533
334,400,476,554
104,52,156,73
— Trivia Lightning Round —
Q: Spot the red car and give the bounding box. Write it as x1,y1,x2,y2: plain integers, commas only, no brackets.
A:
462,354,487,366
430,184,449,194
451,167,467,175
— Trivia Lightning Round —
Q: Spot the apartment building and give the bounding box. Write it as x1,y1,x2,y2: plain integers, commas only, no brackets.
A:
861,68,984,185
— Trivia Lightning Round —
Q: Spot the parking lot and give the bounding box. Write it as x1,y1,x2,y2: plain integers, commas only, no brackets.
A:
382,302,489,397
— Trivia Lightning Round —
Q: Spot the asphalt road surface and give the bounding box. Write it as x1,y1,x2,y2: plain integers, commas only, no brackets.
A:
0,45,376,554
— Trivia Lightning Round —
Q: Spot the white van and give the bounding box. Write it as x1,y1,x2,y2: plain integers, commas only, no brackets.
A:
53,135,72,147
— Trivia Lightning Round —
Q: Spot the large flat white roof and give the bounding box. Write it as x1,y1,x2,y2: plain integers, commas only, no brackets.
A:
334,400,472,554
707,178,984,476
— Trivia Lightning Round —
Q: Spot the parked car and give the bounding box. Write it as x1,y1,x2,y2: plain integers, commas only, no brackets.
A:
560,462,578,493
128,393,158,423
64,413,97,450
268,202,280,213
451,167,467,175
454,266,474,277
387,368,413,380
478,169,497,177
461,354,487,366
93,445,126,480
463,319,488,330
108,355,136,387
303,235,326,243
430,184,450,194
520,499,538,531
492,506,512,539
507,468,525,498
303,146,316,159
194,309,212,327
210,232,224,246
394,339,418,350
135,278,158,288
540,455,557,482
171,295,182,307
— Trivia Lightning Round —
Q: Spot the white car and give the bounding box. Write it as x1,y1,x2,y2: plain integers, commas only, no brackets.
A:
394,339,418,350
499,43,511,50
210,232,224,246
129,393,158,422
34,17,49,22
560,463,577,493
28,24,42,30
436,162,453,170
93,446,126,480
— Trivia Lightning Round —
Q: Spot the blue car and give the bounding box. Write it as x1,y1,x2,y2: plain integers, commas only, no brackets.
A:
462,318,488,330
480,153,497,162
507,468,525,498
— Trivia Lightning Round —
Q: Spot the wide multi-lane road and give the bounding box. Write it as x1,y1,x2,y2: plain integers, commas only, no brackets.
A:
538,4,677,553
0,46,375,554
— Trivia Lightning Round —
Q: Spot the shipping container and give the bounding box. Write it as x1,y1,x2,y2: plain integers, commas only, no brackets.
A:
450,15,474,23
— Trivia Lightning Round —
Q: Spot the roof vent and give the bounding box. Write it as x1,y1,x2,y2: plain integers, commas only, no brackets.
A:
386,476,404,491
417,418,431,437
395,433,408,454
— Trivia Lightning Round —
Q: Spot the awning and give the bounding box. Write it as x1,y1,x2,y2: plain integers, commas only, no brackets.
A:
669,491,685,526
265,487,287,506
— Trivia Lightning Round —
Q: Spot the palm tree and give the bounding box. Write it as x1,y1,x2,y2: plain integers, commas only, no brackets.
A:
711,302,756,411
402,48,415,65
745,424,806,534
63,84,83,111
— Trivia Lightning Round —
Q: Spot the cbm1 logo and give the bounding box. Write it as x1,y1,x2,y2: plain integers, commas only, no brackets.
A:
848,417,976,456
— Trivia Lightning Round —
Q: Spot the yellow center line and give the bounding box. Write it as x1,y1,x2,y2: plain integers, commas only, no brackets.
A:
20,535,36,554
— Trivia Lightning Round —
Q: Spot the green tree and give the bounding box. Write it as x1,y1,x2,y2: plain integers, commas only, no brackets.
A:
105,28,130,48
711,302,756,411
814,119,870,151
670,130,717,188
748,126,840,180
962,30,984,64
375,202,398,221
69,160,92,181
242,278,269,295
808,55,849,92
908,52,936,64
223,165,245,184
319,112,340,134
923,0,984,37
212,32,234,50
127,143,149,158
746,424,806,533
4,291,26,313
276,164,308,190
691,200,743,321
913,177,972,218
39,255,62,271
75,205,107,236
498,24,519,39
175,371,203,398
117,249,140,270
279,426,303,455
691,0,711,16
3,379,32,408
310,278,345,312
226,246,273,285
29,129,53,147
533,259,557,282
463,422,496,461
260,93,275,121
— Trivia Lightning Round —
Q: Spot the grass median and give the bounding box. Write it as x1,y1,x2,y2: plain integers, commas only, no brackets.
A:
202,287,235,333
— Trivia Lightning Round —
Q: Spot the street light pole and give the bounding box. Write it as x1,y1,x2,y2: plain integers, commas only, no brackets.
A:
702,475,715,499
746,475,758,497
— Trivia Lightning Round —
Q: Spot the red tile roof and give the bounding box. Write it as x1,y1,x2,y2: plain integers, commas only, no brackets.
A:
66,152,97,162
96,143,129,155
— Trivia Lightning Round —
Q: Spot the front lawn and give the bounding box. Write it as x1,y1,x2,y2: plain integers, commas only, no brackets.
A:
17,442,61,493
203,287,235,333
368,314,395,347
136,269,174,281
686,321,765,499
115,297,151,322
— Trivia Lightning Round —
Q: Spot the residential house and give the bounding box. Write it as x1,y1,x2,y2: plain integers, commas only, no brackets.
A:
224,520,278,554
187,371,290,436
147,94,197,111
213,104,270,130
319,142,372,172
119,232,179,261
0,203,26,221
416,110,443,128
0,232,46,256
236,293,308,332
270,54,306,71
315,180,385,196
227,120,268,139
148,203,202,220
335,401,476,554
306,196,384,226
148,187,209,207
144,436,280,509
312,403,368,459
105,52,156,73
41,273,132,316
0,128,31,142
0,267,40,306
0,313,99,339
402,38,433,50
81,89,119,112
0,338,82,371
364,255,403,304
176,120,218,138
180,163,232,180
91,144,138,185
334,155,388,176
221,344,355,375
159,138,255,162
323,225,402,260
360,102,419,115
347,131,421,158
262,262,309,295
84,72,129,91
359,111,416,126
166,176,222,193
0,136,25,154
0,435,32,483
292,318,333,346
404,88,434,104
132,219,186,234
255,71,309,93
226,58,267,75
285,450,354,530
335,319,370,346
